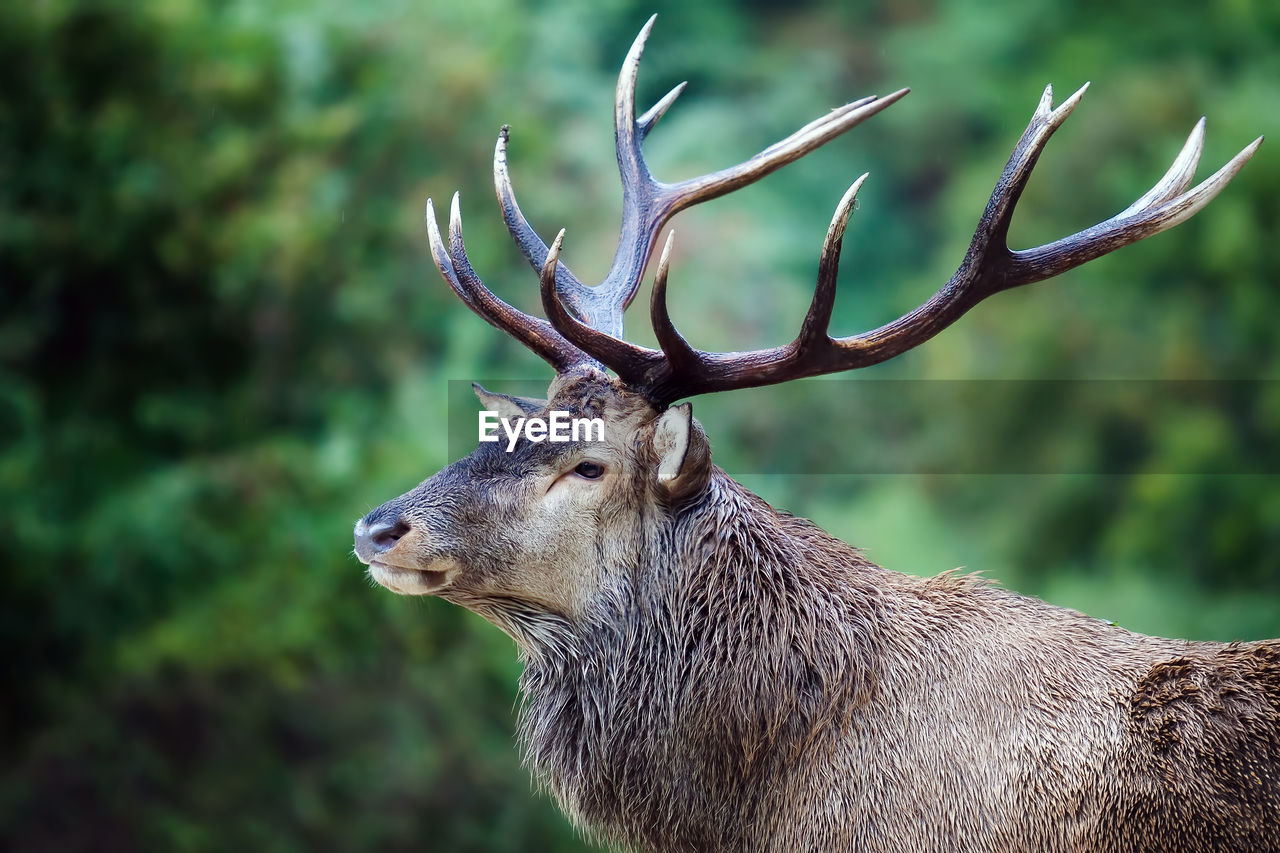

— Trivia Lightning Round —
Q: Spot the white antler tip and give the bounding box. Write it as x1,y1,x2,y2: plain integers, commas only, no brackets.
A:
629,15,657,63
1223,135,1266,173
1224,135,1266,173
1187,117,1208,148
659,229,676,271
1046,82,1088,127
449,192,463,229
843,172,869,208
828,175,867,238
546,228,566,267
1036,84,1055,115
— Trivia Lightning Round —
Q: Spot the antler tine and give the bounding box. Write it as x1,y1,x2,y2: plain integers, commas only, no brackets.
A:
427,195,587,373
798,173,868,348
634,85,1260,403
538,230,665,385
662,92,907,212
490,15,665,339
1116,117,1205,216
493,125,555,280
637,82,687,137
946,82,1092,273
491,14,907,344
1008,129,1263,283
649,230,700,374
613,13,657,168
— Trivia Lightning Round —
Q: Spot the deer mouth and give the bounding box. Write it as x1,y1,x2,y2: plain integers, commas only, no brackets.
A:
368,561,452,595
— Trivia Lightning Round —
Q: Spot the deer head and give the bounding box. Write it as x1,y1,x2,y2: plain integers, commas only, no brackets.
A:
353,372,710,635
353,15,1260,647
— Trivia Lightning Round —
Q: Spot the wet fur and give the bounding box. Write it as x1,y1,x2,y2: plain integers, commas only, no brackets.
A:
368,377,1280,851
513,472,1280,851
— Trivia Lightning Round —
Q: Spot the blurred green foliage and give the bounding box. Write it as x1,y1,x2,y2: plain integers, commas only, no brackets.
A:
1,0,1276,849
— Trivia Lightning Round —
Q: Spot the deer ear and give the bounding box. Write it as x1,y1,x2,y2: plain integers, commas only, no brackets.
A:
473,382,544,422
652,402,698,482
652,403,710,502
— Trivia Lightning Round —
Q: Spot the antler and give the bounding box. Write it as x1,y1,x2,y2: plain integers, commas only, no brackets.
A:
427,13,908,361
538,83,1262,403
427,17,1261,405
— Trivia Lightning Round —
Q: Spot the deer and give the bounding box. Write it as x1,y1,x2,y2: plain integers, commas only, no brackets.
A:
352,16,1277,853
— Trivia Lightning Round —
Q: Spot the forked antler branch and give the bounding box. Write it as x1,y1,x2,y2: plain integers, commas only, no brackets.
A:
428,14,907,348
499,15,907,338
428,17,1262,406
538,84,1261,402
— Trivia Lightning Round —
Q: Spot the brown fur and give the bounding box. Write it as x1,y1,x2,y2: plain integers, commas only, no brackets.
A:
355,375,1280,852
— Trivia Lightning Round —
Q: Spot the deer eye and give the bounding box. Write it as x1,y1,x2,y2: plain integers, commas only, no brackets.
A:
573,461,606,480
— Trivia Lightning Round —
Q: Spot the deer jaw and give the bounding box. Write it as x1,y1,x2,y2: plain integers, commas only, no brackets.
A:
355,374,710,638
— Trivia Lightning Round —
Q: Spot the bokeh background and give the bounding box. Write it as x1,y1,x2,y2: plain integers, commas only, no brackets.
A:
3,0,1278,849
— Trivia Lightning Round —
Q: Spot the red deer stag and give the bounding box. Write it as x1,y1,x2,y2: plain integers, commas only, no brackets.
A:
353,16,1275,853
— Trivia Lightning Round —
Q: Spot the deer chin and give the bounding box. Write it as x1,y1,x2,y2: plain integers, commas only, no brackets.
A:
368,559,456,596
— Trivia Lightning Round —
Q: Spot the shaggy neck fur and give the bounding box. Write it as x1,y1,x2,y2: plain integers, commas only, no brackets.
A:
514,469,890,850
509,469,1280,853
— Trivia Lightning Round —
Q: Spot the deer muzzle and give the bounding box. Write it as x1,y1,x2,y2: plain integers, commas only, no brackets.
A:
353,514,455,595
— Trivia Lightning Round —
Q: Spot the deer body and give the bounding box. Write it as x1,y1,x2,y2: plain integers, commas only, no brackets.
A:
532,468,1280,853
353,16,1274,852
367,376,1279,852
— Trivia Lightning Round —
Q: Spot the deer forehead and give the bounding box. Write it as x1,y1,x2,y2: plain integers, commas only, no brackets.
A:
541,375,672,447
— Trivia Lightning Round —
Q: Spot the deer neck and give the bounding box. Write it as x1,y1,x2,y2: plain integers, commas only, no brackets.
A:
515,468,888,848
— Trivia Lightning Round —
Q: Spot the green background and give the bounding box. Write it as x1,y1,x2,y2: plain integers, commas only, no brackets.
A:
3,0,1277,849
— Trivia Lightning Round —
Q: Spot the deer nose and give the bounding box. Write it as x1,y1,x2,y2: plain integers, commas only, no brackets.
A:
353,515,411,563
